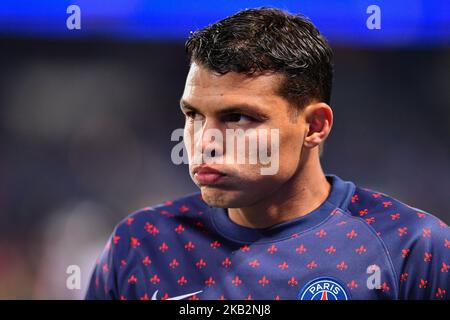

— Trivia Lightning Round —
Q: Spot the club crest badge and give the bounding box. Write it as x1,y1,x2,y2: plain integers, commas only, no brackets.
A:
297,277,351,300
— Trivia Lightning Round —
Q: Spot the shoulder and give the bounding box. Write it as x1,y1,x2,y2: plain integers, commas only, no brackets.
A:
86,192,209,299
347,185,450,299
112,192,210,242
347,186,449,242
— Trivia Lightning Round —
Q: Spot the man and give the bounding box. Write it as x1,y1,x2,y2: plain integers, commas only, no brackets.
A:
86,7,449,300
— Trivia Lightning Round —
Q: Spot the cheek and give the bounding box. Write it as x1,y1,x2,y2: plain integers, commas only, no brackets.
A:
183,123,195,159
278,129,303,170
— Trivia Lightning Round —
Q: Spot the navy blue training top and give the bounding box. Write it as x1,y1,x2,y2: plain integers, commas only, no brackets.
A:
86,174,450,300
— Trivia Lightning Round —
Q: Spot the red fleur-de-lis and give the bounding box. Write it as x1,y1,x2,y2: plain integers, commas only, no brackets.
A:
422,228,431,238
330,209,340,216
175,224,185,234
164,200,173,206
196,258,206,269
142,256,151,266
291,233,300,238
315,229,327,238
160,210,174,218
169,259,180,269
307,260,318,269
267,244,278,254
380,282,390,292
130,237,140,248
359,209,369,217
205,277,215,287
246,294,253,300
102,263,109,273
288,277,298,286
126,217,134,225
182,293,198,301
128,275,137,284
444,239,450,248
195,221,204,229
161,293,169,300
325,246,336,254
288,277,298,287
240,245,250,252
184,241,195,251
140,293,149,300
295,244,307,254
258,276,270,286
278,262,289,270
351,194,359,202
398,227,408,236
232,276,242,286
120,260,127,268
113,236,120,244
274,295,281,300
355,245,366,254
424,252,432,262
400,273,409,282
441,262,450,273
147,223,160,236
382,201,392,208
222,257,232,268
416,212,426,219
177,276,188,286
401,248,410,258
249,260,260,268
347,280,358,289
346,230,358,239
365,217,375,224
419,278,428,289
372,193,381,198
159,242,169,253
390,213,400,220
120,295,127,300
149,275,160,284
179,205,189,213
210,240,221,249
337,261,348,270
436,288,446,299
337,221,348,226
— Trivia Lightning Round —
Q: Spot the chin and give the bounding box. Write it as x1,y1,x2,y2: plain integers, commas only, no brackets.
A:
200,187,251,208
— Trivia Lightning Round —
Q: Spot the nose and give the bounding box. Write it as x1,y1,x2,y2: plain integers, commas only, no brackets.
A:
194,119,224,162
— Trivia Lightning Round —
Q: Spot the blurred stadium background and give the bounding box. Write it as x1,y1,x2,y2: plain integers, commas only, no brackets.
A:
0,0,449,299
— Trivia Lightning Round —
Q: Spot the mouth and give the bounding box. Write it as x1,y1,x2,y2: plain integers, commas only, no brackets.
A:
192,165,227,186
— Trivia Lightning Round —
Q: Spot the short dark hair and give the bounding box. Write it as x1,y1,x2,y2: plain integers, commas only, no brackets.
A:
185,7,334,110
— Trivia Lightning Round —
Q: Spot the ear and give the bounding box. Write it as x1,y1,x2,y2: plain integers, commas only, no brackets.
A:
303,102,333,149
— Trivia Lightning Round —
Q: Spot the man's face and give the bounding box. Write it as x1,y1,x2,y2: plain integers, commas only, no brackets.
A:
180,62,308,208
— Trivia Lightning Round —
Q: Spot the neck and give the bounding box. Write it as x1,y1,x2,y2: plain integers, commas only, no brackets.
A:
228,148,331,229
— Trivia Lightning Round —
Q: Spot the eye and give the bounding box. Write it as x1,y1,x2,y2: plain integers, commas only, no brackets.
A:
223,113,254,125
185,111,203,122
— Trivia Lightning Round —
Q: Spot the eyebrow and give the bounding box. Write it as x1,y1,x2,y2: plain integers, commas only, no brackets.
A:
179,99,269,119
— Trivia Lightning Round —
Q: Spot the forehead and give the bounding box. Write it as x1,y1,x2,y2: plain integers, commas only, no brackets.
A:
181,63,285,111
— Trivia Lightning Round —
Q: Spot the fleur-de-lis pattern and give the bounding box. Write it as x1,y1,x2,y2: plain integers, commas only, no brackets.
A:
86,175,449,300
